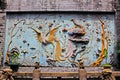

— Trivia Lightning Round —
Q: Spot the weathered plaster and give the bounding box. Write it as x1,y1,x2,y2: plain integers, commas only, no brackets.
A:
6,0,114,12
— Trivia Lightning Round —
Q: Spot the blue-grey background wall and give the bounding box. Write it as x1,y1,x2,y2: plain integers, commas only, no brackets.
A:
4,13,116,67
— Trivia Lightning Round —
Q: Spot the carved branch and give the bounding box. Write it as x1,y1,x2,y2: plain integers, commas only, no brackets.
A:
6,19,24,62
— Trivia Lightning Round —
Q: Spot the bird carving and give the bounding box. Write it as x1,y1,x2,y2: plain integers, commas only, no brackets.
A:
30,25,60,44
45,26,59,46
30,25,66,61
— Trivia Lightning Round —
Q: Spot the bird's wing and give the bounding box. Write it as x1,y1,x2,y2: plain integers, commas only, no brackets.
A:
50,26,59,36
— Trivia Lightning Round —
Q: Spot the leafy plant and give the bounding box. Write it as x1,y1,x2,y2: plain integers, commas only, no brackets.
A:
10,52,20,64
0,0,7,10
104,48,108,58
7,48,20,72
8,48,20,65
116,42,120,54
116,41,120,68
102,63,112,67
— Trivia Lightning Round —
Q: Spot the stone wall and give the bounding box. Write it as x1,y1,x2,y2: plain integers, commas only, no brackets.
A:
115,0,120,41
0,12,6,66
6,0,114,12
0,0,116,66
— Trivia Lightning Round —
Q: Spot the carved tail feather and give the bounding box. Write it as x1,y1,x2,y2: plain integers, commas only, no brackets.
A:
55,41,66,61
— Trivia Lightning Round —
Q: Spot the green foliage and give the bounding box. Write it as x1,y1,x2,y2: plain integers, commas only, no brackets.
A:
102,63,112,67
10,52,20,64
0,0,6,10
104,48,108,58
116,42,120,54
117,50,120,54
